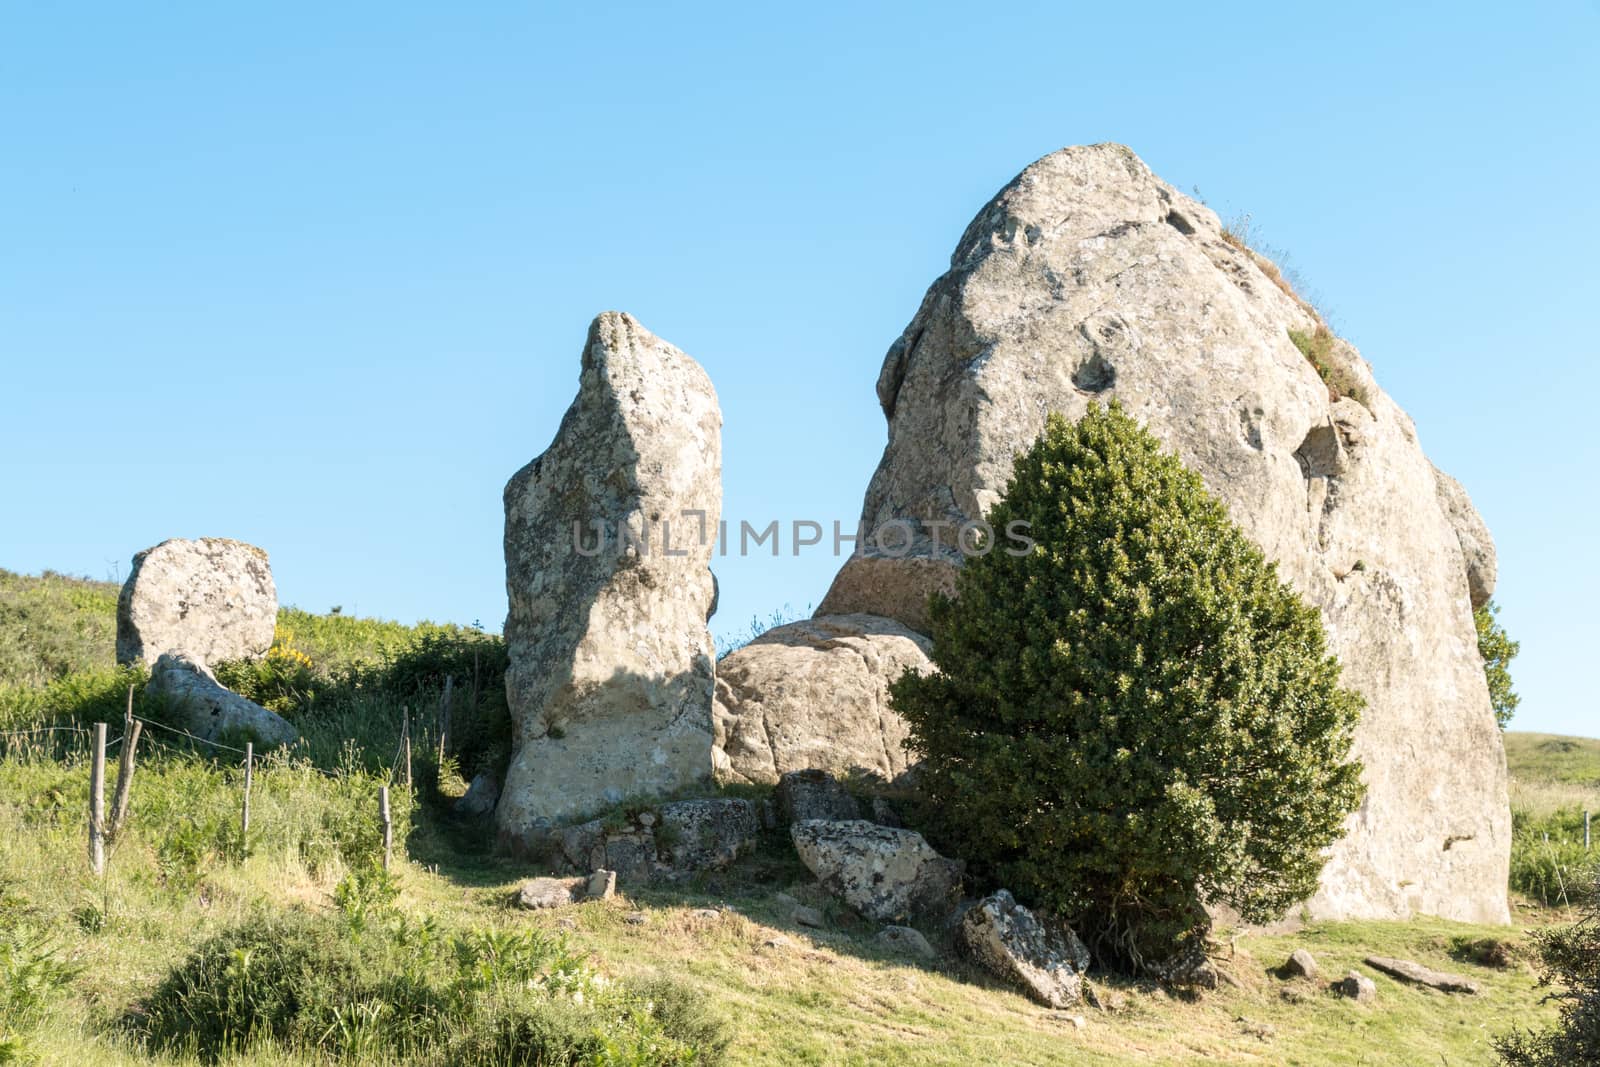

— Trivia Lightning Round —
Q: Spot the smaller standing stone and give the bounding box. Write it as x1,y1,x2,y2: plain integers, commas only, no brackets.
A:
876,925,937,960
960,890,1092,1009
117,538,277,667
1283,949,1319,980
1334,971,1377,1004
584,869,617,901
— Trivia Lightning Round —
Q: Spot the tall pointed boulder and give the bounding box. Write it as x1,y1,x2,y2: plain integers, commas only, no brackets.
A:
499,312,722,842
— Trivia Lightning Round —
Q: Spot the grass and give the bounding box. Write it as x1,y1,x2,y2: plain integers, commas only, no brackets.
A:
0,569,1592,1064
1505,733,1600,907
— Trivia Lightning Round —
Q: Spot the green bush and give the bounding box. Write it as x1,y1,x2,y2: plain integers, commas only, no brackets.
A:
891,404,1365,975
1497,866,1600,1066
1476,599,1521,729
135,910,726,1065
0,881,79,1062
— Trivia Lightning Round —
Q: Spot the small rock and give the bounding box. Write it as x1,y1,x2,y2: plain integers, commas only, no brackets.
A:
876,925,937,959
1279,987,1308,1005
763,934,793,949
1282,948,1319,980
624,911,647,926
555,917,577,930
637,811,657,827
454,772,501,816
1363,955,1480,994
1334,971,1376,1004
960,890,1091,1009
693,908,721,920
790,820,962,922
517,876,585,910
1237,1017,1276,1040
1045,1012,1086,1030
777,769,862,824
584,869,617,901
774,891,799,908
793,905,826,928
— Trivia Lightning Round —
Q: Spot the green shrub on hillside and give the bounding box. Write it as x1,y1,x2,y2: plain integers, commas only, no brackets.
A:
891,404,1365,976
135,909,726,1065
1497,866,1600,1066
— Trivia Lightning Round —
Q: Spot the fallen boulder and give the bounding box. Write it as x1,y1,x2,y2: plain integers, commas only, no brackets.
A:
960,890,1092,1009
790,819,961,922
1364,955,1480,994
713,614,932,784
1282,949,1319,981
147,653,296,748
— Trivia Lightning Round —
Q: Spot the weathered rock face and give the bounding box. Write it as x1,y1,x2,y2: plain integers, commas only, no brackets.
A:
117,538,276,667
1433,466,1498,610
790,819,962,922
820,144,1509,924
712,614,932,785
147,654,297,748
500,312,722,840
960,890,1092,1009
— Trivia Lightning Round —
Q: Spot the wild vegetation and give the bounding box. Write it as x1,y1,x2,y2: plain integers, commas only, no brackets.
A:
0,565,1589,1064
891,404,1365,975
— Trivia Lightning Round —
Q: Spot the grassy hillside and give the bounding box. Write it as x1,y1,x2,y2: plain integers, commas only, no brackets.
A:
1504,732,1600,908
0,569,1591,1065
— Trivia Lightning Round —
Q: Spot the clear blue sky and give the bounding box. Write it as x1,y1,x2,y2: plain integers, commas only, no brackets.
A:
3,3,1595,736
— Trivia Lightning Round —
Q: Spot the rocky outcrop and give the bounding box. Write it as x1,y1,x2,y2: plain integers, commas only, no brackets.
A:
712,614,932,785
117,538,276,668
960,890,1092,1008
1433,467,1497,609
146,654,297,748
817,143,1509,925
499,312,722,841
790,819,961,922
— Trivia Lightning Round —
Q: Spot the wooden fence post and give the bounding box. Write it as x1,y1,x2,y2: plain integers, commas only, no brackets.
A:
378,786,393,871
401,708,413,793
109,686,142,841
1586,810,1592,852
436,676,454,766
241,742,254,848
88,722,107,876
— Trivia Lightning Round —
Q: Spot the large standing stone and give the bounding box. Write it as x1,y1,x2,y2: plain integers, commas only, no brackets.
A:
116,538,276,667
712,614,932,784
790,819,961,922
960,890,1092,1009
499,312,721,841
817,144,1509,925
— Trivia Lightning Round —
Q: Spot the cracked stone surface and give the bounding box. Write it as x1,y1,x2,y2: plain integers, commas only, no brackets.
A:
117,538,276,668
816,143,1509,924
712,614,932,785
499,311,722,841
